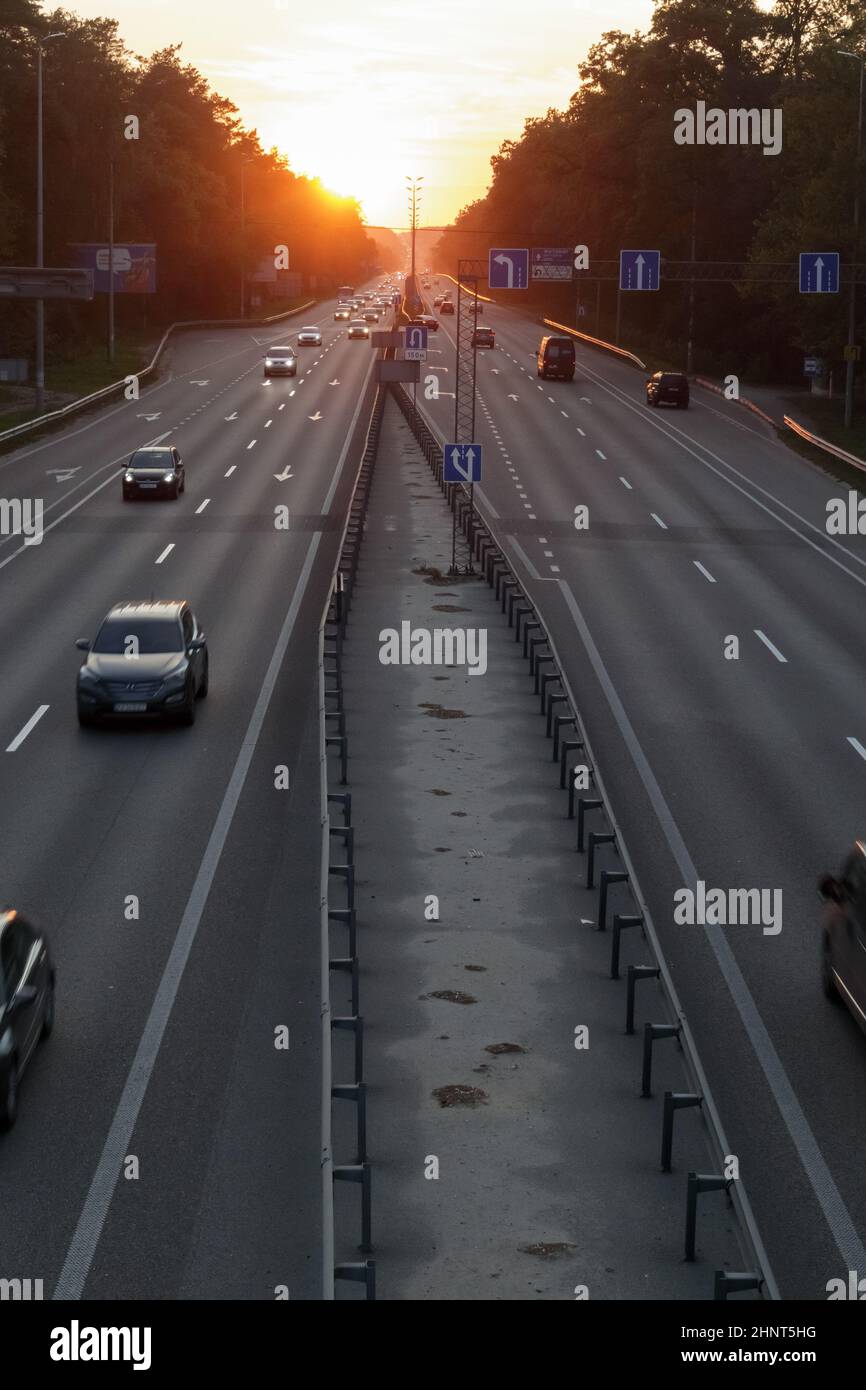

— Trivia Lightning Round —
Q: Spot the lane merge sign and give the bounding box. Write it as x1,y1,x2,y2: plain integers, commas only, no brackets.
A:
488,248,529,290
444,443,482,483
619,249,660,291
799,252,839,294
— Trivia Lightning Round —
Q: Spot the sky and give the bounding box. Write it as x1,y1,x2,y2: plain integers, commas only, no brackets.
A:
67,0,656,228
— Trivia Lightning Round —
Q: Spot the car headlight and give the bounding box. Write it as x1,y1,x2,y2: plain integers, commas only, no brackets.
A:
265,358,274,366
78,666,100,684
124,472,134,482
163,472,175,482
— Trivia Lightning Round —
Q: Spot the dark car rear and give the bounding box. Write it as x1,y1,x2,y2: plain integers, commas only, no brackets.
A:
647,370,689,409
0,909,54,1131
472,327,495,348
537,336,575,381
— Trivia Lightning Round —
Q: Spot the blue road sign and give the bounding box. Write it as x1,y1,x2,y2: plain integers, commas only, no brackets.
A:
619,249,660,291
404,324,428,351
799,252,839,294
531,247,573,281
444,443,482,483
488,248,529,290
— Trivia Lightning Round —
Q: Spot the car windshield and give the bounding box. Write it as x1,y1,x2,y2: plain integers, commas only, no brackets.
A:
269,347,293,355
130,451,172,468
93,618,185,654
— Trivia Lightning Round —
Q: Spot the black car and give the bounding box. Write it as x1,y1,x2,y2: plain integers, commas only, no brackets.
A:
76,600,208,727
537,335,575,381
123,446,185,500
439,300,454,315
646,370,689,409
821,842,866,1030
0,909,54,1131
472,327,495,348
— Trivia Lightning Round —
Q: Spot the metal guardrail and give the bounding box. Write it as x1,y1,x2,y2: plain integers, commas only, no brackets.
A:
392,380,779,1301
693,377,778,429
0,299,317,445
782,414,866,473
542,316,647,369
318,375,388,1302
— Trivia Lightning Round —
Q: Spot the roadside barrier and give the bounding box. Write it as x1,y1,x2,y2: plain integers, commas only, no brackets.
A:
317,378,387,1302
541,316,647,369
782,413,866,473
0,299,317,445
391,379,779,1300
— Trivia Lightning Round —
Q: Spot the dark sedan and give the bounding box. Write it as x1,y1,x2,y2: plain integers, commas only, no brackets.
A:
76,600,208,727
472,327,495,348
0,909,54,1131
646,370,689,409
122,446,185,500
821,841,866,1031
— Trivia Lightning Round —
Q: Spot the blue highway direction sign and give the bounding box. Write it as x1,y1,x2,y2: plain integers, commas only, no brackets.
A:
404,324,428,351
488,248,529,290
444,443,482,483
799,252,839,294
619,249,660,291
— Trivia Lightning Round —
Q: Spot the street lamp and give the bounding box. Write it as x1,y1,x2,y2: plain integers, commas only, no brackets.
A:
838,49,864,429
35,30,65,415
240,155,255,318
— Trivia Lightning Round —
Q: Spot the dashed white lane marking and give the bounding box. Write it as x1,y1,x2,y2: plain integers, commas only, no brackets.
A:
754,629,787,663
650,513,668,529
848,737,866,762
577,427,586,437
550,565,560,573
195,499,211,515
538,536,548,543
6,704,49,753
247,440,257,450
596,449,606,460
278,403,286,410
544,549,554,557
693,560,716,583
225,466,236,477
561,411,569,418
620,477,632,489
264,420,272,428
155,543,175,565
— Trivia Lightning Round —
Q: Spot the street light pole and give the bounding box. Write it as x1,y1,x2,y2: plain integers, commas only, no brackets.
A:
405,176,423,285
839,50,864,430
35,32,65,416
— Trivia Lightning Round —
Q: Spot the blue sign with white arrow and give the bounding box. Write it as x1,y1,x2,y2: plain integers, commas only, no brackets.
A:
444,443,482,483
799,252,839,294
403,323,428,352
619,249,660,291
488,248,529,290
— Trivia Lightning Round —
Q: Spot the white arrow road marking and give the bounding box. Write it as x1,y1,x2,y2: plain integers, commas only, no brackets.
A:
329,379,340,385
490,368,499,374
580,396,592,403
195,499,211,514
754,629,787,662
274,467,294,482
6,705,49,753
189,380,210,385
46,467,81,482
507,394,519,401
155,544,175,564
135,412,162,421
225,412,238,421
309,412,323,421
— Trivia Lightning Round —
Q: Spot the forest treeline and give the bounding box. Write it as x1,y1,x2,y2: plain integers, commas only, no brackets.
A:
0,1,402,359
433,0,866,383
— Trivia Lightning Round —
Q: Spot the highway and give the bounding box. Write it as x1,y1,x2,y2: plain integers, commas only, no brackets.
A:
0,298,378,1298
416,282,866,1299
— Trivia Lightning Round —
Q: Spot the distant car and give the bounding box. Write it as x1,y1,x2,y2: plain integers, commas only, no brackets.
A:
821,842,866,1029
334,308,351,321
433,296,443,308
297,327,322,346
646,370,689,409
537,335,575,381
362,308,380,322
472,327,495,348
422,282,430,289
122,446,185,501
348,320,370,339
76,600,208,727
263,345,297,375
0,908,54,1131
417,314,438,331
439,300,454,315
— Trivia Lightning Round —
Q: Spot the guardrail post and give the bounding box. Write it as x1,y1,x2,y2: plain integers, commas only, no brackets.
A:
642,1023,680,1098
333,1163,372,1254
330,956,359,1015
334,1261,376,1300
611,914,643,979
685,1172,728,1261
332,1015,364,1085
713,1271,763,1300
332,1081,367,1164
597,869,628,931
586,830,615,887
626,965,660,1035
547,697,569,739
661,1090,702,1172
576,796,603,848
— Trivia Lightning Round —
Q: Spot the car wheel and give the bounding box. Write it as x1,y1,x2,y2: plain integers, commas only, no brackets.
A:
821,936,840,1002
178,681,196,726
41,976,55,1039
0,1057,19,1131
197,656,209,699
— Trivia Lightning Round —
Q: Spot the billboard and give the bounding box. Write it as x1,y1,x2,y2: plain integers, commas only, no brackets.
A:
69,243,157,294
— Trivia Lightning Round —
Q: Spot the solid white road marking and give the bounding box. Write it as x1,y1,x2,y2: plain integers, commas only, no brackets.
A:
6,705,49,752
754,629,787,662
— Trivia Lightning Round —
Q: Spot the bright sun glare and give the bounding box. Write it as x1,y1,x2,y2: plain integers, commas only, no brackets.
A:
281,105,406,226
